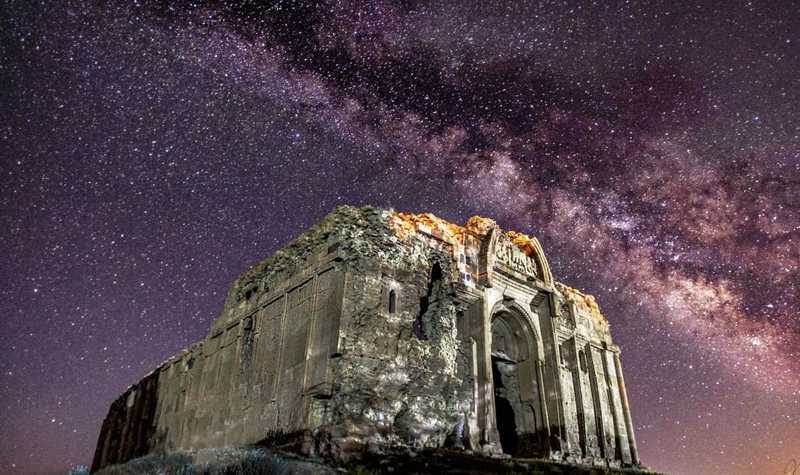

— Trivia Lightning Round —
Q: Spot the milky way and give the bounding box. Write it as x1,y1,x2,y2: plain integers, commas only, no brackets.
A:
1,2,798,474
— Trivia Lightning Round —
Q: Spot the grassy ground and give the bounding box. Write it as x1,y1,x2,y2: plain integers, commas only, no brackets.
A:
78,447,335,475
341,448,663,475
76,447,664,475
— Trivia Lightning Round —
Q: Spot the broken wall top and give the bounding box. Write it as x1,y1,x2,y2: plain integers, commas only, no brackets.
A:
210,206,392,333
208,205,610,335
556,282,611,336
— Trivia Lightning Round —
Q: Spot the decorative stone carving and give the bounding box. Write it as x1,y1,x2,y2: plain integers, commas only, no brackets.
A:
494,233,539,278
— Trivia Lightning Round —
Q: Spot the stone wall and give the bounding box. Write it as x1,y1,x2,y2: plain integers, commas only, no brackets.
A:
93,207,372,470
92,206,640,471
320,237,473,458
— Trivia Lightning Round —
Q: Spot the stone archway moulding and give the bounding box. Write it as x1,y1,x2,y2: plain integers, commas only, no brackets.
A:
478,225,554,289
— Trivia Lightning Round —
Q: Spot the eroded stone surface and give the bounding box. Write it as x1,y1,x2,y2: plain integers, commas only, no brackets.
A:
92,206,640,471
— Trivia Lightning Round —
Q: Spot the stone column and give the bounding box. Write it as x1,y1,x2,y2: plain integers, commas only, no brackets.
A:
613,351,639,465
480,293,501,451
453,287,484,451
570,337,587,458
272,290,289,430
600,347,624,461
545,292,566,452
536,359,551,441
585,346,607,459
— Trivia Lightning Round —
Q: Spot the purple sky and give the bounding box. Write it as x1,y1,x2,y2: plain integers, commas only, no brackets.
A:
1,1,798,474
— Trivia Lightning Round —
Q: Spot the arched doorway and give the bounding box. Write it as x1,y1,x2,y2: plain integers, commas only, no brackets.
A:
490,308,545,457
492,353,519,454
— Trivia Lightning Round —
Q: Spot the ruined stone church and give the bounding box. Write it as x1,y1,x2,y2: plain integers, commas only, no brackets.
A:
92,206,640,471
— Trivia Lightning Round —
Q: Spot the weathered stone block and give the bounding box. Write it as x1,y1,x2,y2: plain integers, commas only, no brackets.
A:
92,206,640,471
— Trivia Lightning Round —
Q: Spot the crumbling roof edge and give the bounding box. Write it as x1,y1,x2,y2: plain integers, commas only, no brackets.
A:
555,281,610,326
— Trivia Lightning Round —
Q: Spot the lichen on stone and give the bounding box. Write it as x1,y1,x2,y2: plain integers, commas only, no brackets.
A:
556,282,609,331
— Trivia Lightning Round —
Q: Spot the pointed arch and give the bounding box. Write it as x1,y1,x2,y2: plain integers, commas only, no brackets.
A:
488,300,548,456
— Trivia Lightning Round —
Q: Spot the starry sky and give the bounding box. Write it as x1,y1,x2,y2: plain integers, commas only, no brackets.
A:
1,1,798,474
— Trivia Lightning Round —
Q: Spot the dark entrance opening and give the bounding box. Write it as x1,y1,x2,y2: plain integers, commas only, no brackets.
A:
414,263,442,340
492,357,518,455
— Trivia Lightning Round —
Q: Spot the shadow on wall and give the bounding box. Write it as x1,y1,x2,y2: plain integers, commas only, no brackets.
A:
91,371,161,471
414,262,444,340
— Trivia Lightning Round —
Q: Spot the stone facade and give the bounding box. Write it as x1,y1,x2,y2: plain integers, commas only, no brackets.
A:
91,206,640,471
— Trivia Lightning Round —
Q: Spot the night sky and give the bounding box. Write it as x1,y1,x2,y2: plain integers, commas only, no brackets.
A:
1,1,798,474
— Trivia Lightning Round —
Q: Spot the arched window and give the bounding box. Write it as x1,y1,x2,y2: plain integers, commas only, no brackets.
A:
578,349,588,372
388,289,397,314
